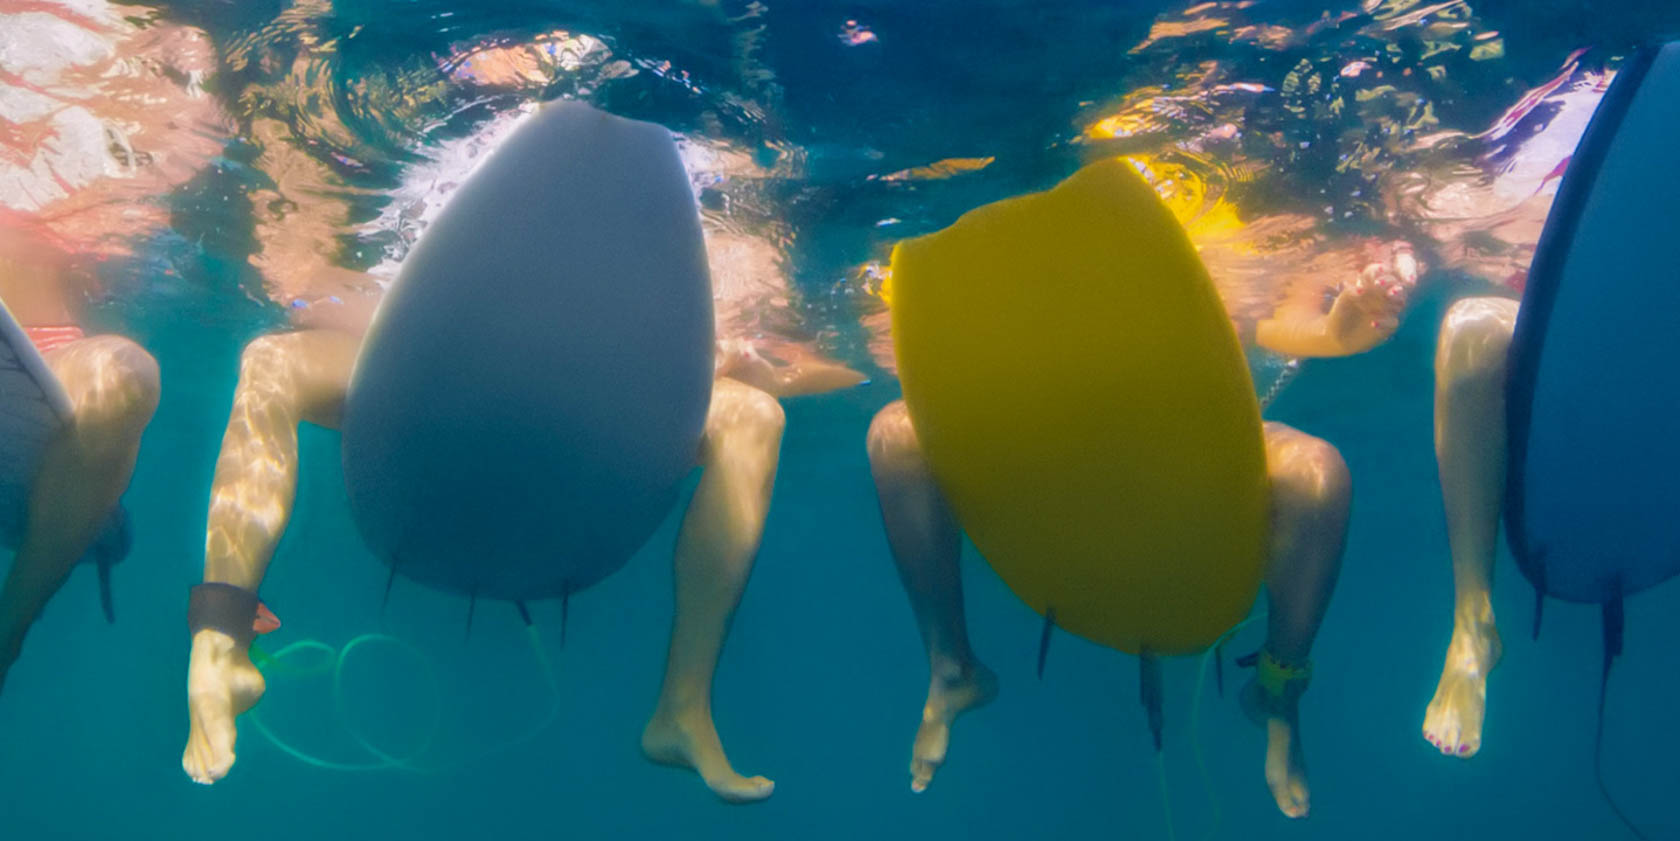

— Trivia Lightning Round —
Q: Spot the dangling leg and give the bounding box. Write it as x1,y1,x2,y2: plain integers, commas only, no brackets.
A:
1422,296,1518,758
866,400,995,793
183,329,357,784
1243,422,1351,819
642,377,783,803
0,336,159,695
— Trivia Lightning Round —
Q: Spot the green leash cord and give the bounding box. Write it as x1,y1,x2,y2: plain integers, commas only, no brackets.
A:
1186,611,1267,841
248,623,561,773
1154,747,1178,841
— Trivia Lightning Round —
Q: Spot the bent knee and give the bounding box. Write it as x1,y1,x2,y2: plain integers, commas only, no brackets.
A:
866,400,922,466
57,335,161,431
709,378,786,441
1265,424,1351,514
238,332,299,378
91,335,161,403
1436,297,1518,380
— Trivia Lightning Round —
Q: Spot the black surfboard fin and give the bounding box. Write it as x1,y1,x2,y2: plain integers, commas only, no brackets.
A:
381,557,401,616
87,507,129,624
96,558,116,624
560,582,571,649
1214,638,1227,698
515,600,533,627
1140,651,1164,752
1594,590,1647,840
1036,607,1055,679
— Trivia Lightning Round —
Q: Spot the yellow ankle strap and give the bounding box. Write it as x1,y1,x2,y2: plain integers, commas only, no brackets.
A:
1256,650,1311,699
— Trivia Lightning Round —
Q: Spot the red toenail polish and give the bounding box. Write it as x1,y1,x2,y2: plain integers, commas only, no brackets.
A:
1457,745,1469,755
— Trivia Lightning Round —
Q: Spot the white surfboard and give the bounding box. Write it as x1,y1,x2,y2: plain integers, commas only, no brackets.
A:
340,101,715,603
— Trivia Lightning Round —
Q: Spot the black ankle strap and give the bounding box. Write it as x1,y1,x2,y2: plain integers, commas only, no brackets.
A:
188,583,258,648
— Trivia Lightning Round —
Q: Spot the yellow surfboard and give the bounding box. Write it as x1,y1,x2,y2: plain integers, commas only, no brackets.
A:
890,158,1268,656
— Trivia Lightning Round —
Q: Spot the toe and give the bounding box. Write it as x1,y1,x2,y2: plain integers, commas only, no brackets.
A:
184,716,214,783
199,711,237,781
1455,726,1481,757
910,758,934,793
182,746,204,783
1282,786,1310,819
1274,787,1308,818
715,774,775,804
1265,759,1310,818
1433,723,1457,755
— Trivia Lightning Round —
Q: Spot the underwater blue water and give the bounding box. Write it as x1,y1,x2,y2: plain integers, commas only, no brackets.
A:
4,1,1680,839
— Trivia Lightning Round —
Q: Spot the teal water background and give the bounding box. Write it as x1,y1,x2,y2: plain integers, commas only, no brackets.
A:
4,1,1680,839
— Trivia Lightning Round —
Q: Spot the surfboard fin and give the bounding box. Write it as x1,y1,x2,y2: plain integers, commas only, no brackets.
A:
1214,638,1226,698
382,557,401,616
515,600,533,627
560,583,570,649
1036,607,1055,679
1594,591,1647,840
96,558,115,624
1140,652,1164,752
87,507,129,624
465,588,478,641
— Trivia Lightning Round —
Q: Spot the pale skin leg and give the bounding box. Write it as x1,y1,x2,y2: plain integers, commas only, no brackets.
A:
865,401,1348,809
0,336,160,694
642,376,784,803
182,329,358,784
1421,296,1517,758
1241,421,1351,819
184,334,786,800
864,400,997,794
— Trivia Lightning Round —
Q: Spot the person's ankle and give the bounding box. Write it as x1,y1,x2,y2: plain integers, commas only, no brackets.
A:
190,628,243,659
929,654,975,684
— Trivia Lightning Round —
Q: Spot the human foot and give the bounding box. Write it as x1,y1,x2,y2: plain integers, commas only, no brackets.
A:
909,660,998,793
1423,620,1501,757
1241,663,1311,819
182,629,265,784
641,705,774,803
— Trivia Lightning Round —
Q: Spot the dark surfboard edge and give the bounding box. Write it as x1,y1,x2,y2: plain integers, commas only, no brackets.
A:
1503,43,1665,601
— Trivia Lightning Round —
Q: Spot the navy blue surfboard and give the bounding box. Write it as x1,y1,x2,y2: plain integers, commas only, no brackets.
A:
0,304,130,621
1506,41,1680,608
340,102,714,604
1504,41,1680,840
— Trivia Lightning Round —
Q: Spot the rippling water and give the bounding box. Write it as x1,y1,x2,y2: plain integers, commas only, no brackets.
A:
10,0,1664,358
